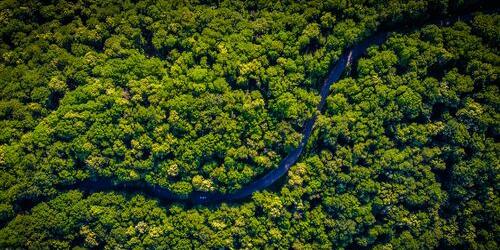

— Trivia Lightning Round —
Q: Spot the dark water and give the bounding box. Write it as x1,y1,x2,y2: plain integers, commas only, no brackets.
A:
14,12,489,209
55,32,390,205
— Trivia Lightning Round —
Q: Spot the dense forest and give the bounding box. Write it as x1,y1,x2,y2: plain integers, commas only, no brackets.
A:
0,0,498,249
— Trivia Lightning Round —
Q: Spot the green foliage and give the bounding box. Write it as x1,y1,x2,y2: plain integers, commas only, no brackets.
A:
2,0,447,200
319,17,499,249
0,0,498,249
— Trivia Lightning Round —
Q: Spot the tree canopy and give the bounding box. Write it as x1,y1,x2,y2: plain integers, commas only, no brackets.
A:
0,0,498,249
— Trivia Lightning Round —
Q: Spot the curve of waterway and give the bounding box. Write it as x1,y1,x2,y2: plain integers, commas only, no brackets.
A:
59,32,389,205
35,12,482,207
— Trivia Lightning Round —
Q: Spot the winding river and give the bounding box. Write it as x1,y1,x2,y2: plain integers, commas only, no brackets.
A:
52,12,480,206
62,32,389,205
